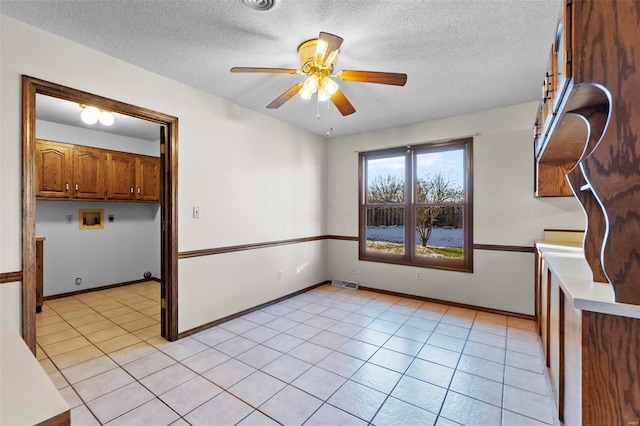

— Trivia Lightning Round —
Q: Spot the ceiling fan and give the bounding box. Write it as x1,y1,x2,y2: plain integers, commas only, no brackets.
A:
230,32,407,116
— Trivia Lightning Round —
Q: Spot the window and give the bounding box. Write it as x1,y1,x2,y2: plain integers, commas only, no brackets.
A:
359,137,473,272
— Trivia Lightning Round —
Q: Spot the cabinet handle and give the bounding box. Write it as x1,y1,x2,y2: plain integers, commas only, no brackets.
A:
130,187,134,194
137,187,141,194
65,183,69,192
75,183,79,192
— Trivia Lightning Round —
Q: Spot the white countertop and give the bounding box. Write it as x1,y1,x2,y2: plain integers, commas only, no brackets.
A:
0,312,69,425
536,240,640,319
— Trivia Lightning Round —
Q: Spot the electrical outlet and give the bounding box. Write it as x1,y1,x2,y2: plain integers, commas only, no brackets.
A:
66,215,72,224
277,270,283,280
193,206,200,219
350,267,357,275
416,271,422,280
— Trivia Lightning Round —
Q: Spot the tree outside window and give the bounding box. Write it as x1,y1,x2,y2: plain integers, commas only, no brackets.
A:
359,138,473,272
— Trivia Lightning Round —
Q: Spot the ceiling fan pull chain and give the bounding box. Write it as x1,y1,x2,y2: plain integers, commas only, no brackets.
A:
326,99,333,137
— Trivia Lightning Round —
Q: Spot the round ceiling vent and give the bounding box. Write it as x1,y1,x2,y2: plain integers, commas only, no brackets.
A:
242,0,280,11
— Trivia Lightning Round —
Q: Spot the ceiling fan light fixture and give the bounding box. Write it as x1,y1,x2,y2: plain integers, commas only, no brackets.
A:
317,78,338,102
300,75,318,100
322,77,339,96
230,31,404,117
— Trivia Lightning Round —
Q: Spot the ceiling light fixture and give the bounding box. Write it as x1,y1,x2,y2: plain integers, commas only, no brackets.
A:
241,0,280,11
297,39,340,103
79,105,115,126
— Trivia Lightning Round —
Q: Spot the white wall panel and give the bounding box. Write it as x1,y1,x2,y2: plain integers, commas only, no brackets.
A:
178,240,326,333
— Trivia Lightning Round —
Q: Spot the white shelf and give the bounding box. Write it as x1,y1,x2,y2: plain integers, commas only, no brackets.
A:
536,241,640,319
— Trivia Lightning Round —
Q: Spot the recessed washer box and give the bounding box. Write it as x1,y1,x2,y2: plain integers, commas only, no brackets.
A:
79,209,104,230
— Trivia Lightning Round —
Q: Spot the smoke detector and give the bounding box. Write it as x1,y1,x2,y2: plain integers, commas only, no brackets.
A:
242,0,280,11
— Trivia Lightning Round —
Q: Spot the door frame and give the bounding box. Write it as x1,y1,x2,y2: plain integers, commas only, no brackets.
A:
22,76,179,353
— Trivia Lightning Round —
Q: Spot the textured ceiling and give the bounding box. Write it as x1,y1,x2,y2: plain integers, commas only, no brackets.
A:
1,0,562,138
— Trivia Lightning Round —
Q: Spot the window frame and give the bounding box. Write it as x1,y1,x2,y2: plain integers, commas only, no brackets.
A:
358,137,474,273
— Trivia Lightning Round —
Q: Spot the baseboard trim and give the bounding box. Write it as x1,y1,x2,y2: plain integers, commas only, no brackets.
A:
0,270,23,284
35,409,70,426
359,285,535,321
178,281,329,339
43,277,160,300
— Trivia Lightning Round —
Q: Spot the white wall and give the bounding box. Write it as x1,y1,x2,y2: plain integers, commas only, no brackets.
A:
0,15,327,333
36,201,161,296
326,103,585,315
36,119,159,156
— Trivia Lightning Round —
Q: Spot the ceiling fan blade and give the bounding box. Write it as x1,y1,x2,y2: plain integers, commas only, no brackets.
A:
230,67,298,74
266,83,304,109
316,32,344,67
337,70,407,86
331,89,356,116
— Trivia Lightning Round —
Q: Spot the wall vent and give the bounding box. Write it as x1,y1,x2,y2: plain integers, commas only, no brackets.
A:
241,0,280,11
331,279,359,291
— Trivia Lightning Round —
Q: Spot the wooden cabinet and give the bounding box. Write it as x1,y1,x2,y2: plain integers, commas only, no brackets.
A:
533,0,579,197
107,152,136,200
536,242,640,426
533,1,640,306
136,156,160,201
35,140,72,198
73,145,106,199
36,139,159,203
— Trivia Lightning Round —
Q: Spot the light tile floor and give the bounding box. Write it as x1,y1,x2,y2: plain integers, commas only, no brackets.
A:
36,282,559,425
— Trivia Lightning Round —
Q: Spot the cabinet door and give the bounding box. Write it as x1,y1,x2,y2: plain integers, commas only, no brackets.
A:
136,156,160,202
35,140,72,198
73,146,106,199
107,152,136,200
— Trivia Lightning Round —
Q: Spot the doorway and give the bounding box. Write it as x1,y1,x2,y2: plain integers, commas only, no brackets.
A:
22,76,179,353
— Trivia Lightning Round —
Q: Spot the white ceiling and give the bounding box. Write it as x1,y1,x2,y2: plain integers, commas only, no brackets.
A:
2,0,562,139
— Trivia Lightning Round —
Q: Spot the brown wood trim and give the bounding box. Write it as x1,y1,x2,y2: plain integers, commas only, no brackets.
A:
358,286,536,321
22,76,180,352
473,244,535,253
177,236,536,260
42,278,160,301
546,267,552,368
35,409,70,426
178,281,329,338
535,251,542,334
22,75,37,354
0,271,23,284
558,287,565,423
178,236,325,259
543,228,584,233
326,235,359,241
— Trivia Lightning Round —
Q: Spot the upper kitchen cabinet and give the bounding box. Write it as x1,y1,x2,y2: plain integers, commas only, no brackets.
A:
73,145,106,200
533,1,640,305
136,156,160,202
35,139,159,203
35,140,72,199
